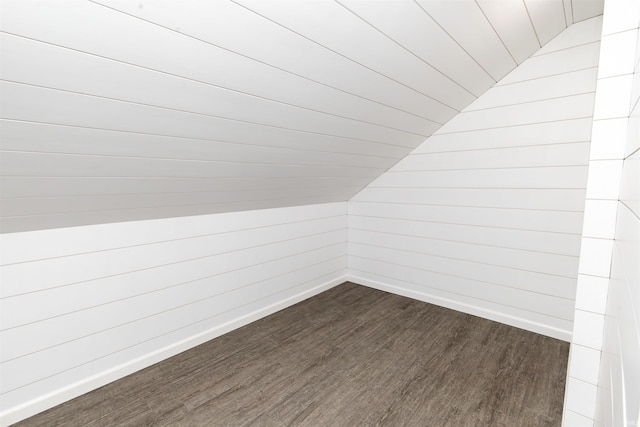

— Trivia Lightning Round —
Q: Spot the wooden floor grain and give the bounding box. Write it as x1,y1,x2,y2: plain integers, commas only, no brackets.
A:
15,282,569,426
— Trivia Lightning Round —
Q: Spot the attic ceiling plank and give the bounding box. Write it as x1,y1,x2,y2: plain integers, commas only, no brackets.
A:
337,0,495,97
415,0,517,81
0,82,416,158
1,34,431,148
0,176,376,198
91,0,458,125
1,0,435,135
0,197,348,234
0,151,386,179
524,0,567,46
0,120,398,170
562,0,574,26
571,0,605,23
233,0,476,111
476,0,541,64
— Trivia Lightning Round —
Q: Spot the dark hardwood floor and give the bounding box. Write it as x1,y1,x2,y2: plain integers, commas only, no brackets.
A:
15,282,569,426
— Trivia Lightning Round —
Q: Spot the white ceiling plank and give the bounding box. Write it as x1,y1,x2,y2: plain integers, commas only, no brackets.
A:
524,0,567,46
338,0,495,97
0,0,603,232
0,82,415,158
91,0,459,122
572,0,605,23
1,34,430,148
0,177,375,198
0,151,384,179
477,0,541,64
0,0,435,134
562,0,574,25
2,188,362,218
415,0,517,81
0,121,397,170
0,198,347,233
232,0,476,110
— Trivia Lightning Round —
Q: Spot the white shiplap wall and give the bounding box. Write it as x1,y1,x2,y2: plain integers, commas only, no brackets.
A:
0,0,602,233
348,17,603,341
565,0,640,424
0,202,347,425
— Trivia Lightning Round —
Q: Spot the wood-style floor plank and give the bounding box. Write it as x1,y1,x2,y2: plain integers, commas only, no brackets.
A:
14,282,569,426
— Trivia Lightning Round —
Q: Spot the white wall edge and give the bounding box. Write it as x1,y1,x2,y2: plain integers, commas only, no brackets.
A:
347,275,573,342
0,274,348,427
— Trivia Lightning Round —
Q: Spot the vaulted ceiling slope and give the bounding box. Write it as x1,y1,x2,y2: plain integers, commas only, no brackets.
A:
0,0,604,233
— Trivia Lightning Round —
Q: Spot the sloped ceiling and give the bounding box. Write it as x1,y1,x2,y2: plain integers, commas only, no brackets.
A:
0,0,603,233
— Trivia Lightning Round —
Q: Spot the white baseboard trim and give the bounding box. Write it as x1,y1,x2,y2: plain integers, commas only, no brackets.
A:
346,275,572,342
0,275,348,427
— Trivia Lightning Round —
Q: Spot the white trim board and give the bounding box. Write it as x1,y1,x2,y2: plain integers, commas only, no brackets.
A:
347,275,573,342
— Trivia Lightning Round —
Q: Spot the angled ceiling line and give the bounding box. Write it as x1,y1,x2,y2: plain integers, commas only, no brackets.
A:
434,116,594,135
1,196,356,223
334,0,479,99
1,79,421,148
411,0,497,85
2,184,370,201
0,30,442,134
1,149,388,171
458,91,597,113
228,0,461,113
474,0,520,65
492,64,599,87
0,119,402,160
522,0,543,48
84,1,438,124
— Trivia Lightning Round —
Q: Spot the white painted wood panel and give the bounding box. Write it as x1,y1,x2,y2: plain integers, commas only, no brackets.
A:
466,68,597,110
0,190,359,218
0,203,347,424
0,0,440,130
337,0,496,96
229,0,475,110
498,41,601,85
0,120,396,168
349,229,579,278
370,166,588,189
0,34,429,145
349,264,574,336
349,201,585,234
0,82,417,152
0,151,381,179
535,15,603,56
0,0,602,233
393,142,590,170
352,188,586,211
349,215,581,256
414,0,516,80
92,0,460,120
0,176,373,198
524,0,567,45
441,93,596,133
347,19,600,340
476,0,540,64
415,118,593,153
572,0,604,23
349,255,573,320
1,242,345,361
